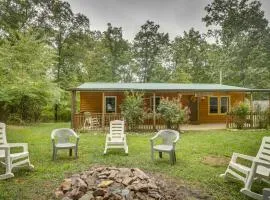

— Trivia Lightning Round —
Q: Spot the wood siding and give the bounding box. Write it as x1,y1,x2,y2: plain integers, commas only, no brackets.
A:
80,92,102,113
79,91,246,124
80,92,125,113
198,92,245,123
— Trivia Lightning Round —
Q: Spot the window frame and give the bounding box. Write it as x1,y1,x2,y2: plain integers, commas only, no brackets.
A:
105,96,117,113
150,96,161,112
220,96,230,115
208,96,219,115
208,96,230,115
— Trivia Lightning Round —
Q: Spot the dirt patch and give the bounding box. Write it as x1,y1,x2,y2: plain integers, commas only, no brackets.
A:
202,155,230,167
55,166,213,200
148,172,213,200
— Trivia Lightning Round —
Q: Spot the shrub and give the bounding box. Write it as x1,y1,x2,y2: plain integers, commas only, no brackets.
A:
231,102,250,129
157,97,189,129
120,92,144,131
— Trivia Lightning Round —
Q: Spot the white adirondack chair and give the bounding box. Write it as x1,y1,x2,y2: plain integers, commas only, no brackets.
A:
220,136,270,200
0,122,34,180
104,120,128,154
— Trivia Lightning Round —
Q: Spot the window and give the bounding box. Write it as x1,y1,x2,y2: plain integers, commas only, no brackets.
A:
105,96,116,113
151,96,161,112
209,97,218,114
220,97,229,114
208,96,230,114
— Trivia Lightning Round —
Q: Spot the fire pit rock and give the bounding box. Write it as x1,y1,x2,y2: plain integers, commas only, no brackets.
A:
55,166,212,200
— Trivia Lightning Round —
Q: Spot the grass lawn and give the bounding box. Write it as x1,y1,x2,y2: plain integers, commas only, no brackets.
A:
0,123,269,200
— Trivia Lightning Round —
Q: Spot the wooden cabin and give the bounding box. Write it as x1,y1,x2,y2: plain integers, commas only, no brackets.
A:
70,83,252,130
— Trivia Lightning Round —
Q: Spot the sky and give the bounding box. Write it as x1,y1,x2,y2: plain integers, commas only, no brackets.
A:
66,0,270,41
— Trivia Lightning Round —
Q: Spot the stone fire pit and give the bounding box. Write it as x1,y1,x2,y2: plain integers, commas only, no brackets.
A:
55,166,212,200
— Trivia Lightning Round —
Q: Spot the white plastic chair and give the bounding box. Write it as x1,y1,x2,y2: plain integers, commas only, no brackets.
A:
104,120,128,154
0,122,34,180
221,137,270,200
51,128,79,160
150,129,180,165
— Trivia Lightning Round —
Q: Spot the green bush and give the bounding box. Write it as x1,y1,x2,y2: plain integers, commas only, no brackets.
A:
231,102,250,129
157,97,189,129
120,92,144,131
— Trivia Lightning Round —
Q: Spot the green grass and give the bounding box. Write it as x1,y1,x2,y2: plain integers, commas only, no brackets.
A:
0,123,269,200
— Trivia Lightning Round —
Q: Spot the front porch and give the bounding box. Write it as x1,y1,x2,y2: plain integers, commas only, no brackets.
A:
73,112,227,131
73,112,168,131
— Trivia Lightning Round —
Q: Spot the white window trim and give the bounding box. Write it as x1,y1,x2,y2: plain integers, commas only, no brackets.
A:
105,96,117,113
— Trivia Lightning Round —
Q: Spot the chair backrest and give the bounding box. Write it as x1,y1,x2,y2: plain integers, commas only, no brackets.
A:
158,129,179,145
51,128,76,144
0,122,7,145
84,112,92,119
256,137,270,163
109,120,124,138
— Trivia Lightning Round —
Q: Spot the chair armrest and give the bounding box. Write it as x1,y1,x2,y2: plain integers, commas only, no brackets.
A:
173,134,180,144
150,132,159,141
51,131,55,140
263,188,270,199
0,145,10,158
51,137,55,146
232,153,255,163
8,143,28,152
0,145,10,150
70,129,79,138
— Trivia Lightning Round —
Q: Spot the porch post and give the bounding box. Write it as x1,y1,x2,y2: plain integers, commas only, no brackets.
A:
102,92,105,129
153,92,156,130
71,90,77,129
197,96,200,123
250,92,253,128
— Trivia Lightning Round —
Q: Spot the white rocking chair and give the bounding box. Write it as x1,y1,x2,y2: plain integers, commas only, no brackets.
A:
83,112,100,130
221,136,270,200
0,122,34,180
104,120,128,155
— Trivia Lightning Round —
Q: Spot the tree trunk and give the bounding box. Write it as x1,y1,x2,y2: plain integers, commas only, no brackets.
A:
166,121,171,129
54,104,58,122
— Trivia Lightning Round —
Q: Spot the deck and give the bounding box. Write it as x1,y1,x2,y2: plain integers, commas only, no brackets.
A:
74,113,227,132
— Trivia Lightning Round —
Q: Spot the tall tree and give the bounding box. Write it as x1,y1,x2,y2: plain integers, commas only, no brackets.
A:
203,0,269,46
102,23,130,82
0,31,57,122
42,0,90,120
0,0,39,38
133,20,169,82
172,28,211,83
203,0,270,88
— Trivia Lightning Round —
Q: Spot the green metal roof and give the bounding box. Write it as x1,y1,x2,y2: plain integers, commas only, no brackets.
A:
71,82,251,92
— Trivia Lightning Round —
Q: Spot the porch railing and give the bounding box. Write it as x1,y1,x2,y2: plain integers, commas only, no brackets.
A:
226,112,269,129
73,112,168,131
